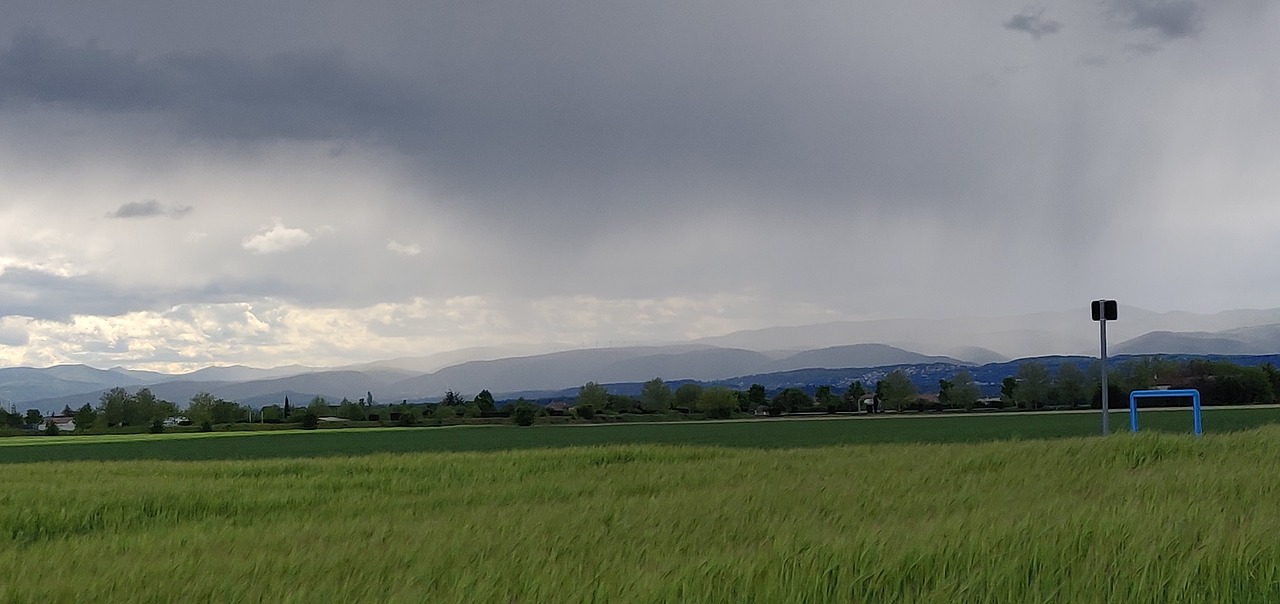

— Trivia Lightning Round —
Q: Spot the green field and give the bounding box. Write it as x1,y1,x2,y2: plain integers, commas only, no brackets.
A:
4,407,1279,463
4,410,1280,601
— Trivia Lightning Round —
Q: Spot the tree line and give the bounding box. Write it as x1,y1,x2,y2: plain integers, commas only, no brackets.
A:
566,357,1280,418
5,356,1277,434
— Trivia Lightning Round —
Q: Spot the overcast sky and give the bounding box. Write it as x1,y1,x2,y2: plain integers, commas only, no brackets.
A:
1,0,1277,370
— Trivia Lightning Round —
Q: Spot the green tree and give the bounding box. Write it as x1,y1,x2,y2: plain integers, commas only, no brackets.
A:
1015,362,1052,409
185,392,217,426
1053,363,1088,407
1000,377,1018,408
1262,363,1280,397
639,378,674,413
604,394,637,413
299,412,319,429
815,385,836,412
842,381,866,411
99,387,131,426
260,405,283,423
396,408,419,426
43,420,61,436
188,392,244,425
130,388,160,426
473,390,497,414
674,383,703,412
770,388,814,415
949,370,981,411
339,399,365,421
512,401,537,426
747,384,767,411
879,370,917,412
1,408,22,428
937,378,954,407
578,382,609,410
24,408,43,426
696,387,738,419
440,390,466,406
308,396,331,416
73,404,97,432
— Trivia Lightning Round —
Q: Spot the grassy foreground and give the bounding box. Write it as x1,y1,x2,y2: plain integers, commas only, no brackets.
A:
4,427,1280,602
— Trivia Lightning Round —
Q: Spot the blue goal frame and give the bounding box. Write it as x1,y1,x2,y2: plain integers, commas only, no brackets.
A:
1128,389,1202,436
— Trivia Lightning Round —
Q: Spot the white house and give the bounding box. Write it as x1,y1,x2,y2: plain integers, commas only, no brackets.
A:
41,416,76,432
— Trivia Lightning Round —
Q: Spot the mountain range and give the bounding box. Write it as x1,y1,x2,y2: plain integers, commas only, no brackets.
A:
5,306,1280,413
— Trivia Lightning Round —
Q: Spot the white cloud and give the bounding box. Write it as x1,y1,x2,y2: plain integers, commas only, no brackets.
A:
386,240,422,256
242,222,314,255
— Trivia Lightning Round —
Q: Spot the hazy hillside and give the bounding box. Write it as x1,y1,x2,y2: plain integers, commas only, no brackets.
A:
0,365,146,406
767,344,961,372
1113,332,1268,355
1113,324,1280,356
170,365,323,383
386,345,746,399
696,307,1280,360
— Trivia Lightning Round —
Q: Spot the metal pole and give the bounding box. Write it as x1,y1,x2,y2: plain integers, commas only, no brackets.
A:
1100,314,1109,435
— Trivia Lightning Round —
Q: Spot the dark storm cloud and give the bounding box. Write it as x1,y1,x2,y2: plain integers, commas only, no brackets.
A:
108,199,192,219
1004,9,1064,39
0,20,1004,228
0,28,426,142
1108,0,1203,39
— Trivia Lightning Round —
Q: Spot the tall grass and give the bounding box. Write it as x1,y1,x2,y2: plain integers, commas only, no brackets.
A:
3,427,1279,601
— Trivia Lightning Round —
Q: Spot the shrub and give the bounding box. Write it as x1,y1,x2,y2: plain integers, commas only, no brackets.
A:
149,420,165,434
513,404,537,426
43,422,61,436
300,413,319,430
575,404,596,420
199,420,213,432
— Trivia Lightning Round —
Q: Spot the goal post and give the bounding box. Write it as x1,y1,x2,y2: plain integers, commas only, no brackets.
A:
1128,389,1202,436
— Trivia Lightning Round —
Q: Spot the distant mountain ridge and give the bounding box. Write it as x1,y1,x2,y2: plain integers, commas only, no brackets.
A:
1113,324,1280,356
8,306,1280,413
696,307,1280,359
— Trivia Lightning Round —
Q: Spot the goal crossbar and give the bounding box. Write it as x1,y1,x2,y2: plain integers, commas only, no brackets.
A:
1128,389,1202,436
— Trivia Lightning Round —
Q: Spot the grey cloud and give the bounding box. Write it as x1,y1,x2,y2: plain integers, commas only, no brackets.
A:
0,28,426,143
1004,9,1064,39
108,199,192,219
0,266,300,321
0,20,1011,231
0,267,170,321
1109,0,1203,39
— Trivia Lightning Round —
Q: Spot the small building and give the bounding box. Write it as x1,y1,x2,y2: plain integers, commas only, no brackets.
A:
41,417,76,432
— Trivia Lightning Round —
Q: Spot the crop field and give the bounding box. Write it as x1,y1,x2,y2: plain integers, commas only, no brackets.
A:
3,423,1280,602
3,406,1279,464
